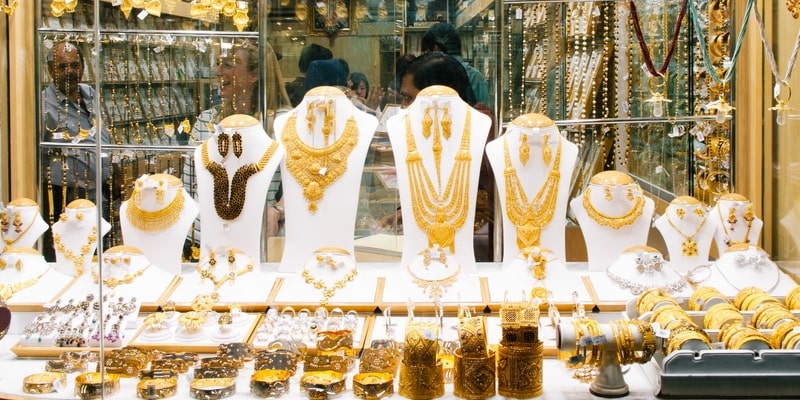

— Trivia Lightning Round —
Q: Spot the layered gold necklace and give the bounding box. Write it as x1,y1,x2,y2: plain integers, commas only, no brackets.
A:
582,186,645,229
282,110,359,214
404,108,472,254
503,132,563,250
125,189,185,232
201,139,279,221
665,208,707,257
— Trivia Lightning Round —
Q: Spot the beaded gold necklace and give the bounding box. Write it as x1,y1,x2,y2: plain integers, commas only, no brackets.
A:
582,186,645,229
125,188,185,232
665,208,707,257
91,263,151,289
52,223,97,275
503,132,563,250
404,108,472,254
201,139,279,221
281,111,359,214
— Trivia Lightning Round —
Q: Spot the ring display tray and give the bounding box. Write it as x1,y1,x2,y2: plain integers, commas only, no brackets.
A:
128,312,261,353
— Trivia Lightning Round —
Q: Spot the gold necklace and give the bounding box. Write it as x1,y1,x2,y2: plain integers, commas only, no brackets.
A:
404,108,472,254
301,265,358,306
125,188,185,232
717,202,754,247
91,263,151,289
0,208,39,253
202,139,279,221
582,186,645,229
407,262,462,299
52,224,98,275
0,267,51,300
503,133,562,250
665,208,707,257
195,248,254,297
282,111,359,214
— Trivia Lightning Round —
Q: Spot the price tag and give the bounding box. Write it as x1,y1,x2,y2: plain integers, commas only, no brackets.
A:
515,8,522,19
711,342,725,350
579,336,593,347
591,335,607,345
153,46,165,54
137,9,149,20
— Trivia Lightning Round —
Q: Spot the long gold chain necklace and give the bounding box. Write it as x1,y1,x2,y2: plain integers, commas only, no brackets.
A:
202,139,279,221
282,111,359,214
301,265,358,306
52,222,98,275
582,186,645,229
0,267,51,300
405,108,472,254
91,263,151,289
503,132,563,250
664,208,707,257
125,188,186,232
0,208,39,253
717,202,754,247
196,247,254,298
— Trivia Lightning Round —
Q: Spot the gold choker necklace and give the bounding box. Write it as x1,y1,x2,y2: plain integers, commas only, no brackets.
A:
92,263,151,289
202,139,279,221
582,186,645,229
405,108,472,254
52,223,98,275
407,261,462,300
282,111,359,214
125,189,185,232
503,133,562,249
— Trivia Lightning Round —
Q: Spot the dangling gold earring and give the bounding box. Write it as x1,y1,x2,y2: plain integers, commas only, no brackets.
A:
519,134,530,166
728,206,738,231
208,248,217,266
1,210,9,233
422,249,431,267
228,248,236,264
441,106,451,139
133,181,143,206
627,187,635,202
156,181,165,205
232,132,243,158
675,208,685,219
217,133,230,157
439,250,447,265
13,213,22,234
422,105,432,139
320,99,335,145
605,186,613,201
15,259,22,271
306,102,316,133
542,132,552,165
744,203,755,223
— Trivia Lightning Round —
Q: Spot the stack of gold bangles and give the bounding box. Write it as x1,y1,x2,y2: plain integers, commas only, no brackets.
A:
769,320,800,349
751,301,797,329
609,319,657,365
689,286,728,311
454,315,496,399
636,288,680,316
399,321,444,399
703,303,743,330
353,339,399,399
718,324,771,350
785,285,800,310
737,288,782,312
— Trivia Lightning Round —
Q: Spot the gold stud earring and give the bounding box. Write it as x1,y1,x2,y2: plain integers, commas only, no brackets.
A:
228,248,236,264
542,132,552,165
605,186,613,201
519,134,530,166
675,208,685,219
15,259,21,271
694,207,705,217
441,106,451,139
0,258,5,270
75,212,84,221
422,106,432,139
208,248,217,266
627,187,635,202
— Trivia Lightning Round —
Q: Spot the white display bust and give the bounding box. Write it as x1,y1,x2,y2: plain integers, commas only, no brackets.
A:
91,245,175,302
51,199,111,277
653,196,715,274
571,171,655,271
486,113,578,264
701,244,791,296
386,85,491,273
708,193,763,255
273,86,378,272
0,197,48,254
194,114,284,262
120,174,199,275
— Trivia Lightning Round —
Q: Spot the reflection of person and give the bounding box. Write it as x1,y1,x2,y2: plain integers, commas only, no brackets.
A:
422,22,490,106
41,41,111,259
304,58,349,91
348,72,384,115
286,44,333,107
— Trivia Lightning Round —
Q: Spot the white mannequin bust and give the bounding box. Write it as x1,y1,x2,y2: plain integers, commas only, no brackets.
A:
386,85,491,272
705,244,783,295
571,171,655,271
51,199,111,277
92,245,166,301
779,200,800,253
486,113,578,264
120,174,199,275
273,86,378,272
0,197,49,254
653,196,715,274
194,114,284,262
708,193,763,255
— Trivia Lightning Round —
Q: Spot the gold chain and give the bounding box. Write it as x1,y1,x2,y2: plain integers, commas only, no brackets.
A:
581,186,645,229
0,267,51,300
301,266,358,306
201,140,279,221
91,263,151,289
52,224,98,275
405,109,472,254
503,133,562,250
282,111,359,214
664,208,707,257
125,189,185,232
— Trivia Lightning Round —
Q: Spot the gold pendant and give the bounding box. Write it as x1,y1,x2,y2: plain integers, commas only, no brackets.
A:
681,237,698,257
530,286,548,302
516,222,541,250
426,221,456,254
542,133,551,165
77,128,90,141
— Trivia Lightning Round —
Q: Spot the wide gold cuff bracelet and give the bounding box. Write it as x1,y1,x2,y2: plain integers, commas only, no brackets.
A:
74,372,120,400
453,348,496,399
300,370,346,399
189,377,236,400
193,366,239,379
46,358,88,373
359,347,398,375
304,354,350,374
255,349,298,374
151,358,191,374
398,359,444,399
250,369,292,398
23,372,67,394
353,372,394,400
497,342,544,399
136,377,178,399
201,356,244,370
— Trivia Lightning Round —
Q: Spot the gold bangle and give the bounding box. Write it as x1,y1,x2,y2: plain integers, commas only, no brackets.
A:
250,369,292,398
689,286,727,311
359,347,398,375
304,353,349,373
786,285,800,310
300,371,346,399
403,321,439,364
23,372,66,394
136,377,178,399
316,329,355,356
201,356,244,370
496,342,544,398
704,303,743,330
453,348,496,399
734,287,765,309
782,327,800,350
666,327,711,354
352,372,394,400
458,315,488,357
104,356,144,378
189,377,236,400
741,292,781,312
628,319,656,363
193,367,238,379
398,359,445,400
151,358,191,374
74,373,120,400
217,342,253,362
254,349,298,374
46,358,87,373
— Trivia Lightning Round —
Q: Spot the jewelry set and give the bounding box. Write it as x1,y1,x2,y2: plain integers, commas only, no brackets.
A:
301,247,358,306
195,246,255,299
582,183,646,229
126,174,186,233
52,210,98,276
664,201,708,257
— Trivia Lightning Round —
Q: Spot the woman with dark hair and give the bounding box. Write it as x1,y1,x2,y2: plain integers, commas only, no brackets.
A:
399,51,476,107
348,72,384,115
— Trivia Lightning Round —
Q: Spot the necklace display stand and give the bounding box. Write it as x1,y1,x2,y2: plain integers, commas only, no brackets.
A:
274,87,377,272
571,171,654,272
50,199,110,277
120,174,198,275
194,114,284,262
708,193,763,255
0,198,48,254
653,196,715,274
698,244,795,296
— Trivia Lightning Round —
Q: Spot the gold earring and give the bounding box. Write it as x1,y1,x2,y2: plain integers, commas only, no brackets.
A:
306,102,316,133
728,206,738,231
694,207,705,217
13,213,22,234
156,181,165,205
208,248,217,266
441,106,451,139
675,208,685,219
0,258,5,270
217,133,229,157
232,132,243,158
422,106,432,139
627,188,635,202
422,249,431,267
519,134,530,166
439,250,447,265
1,210,9,233
133,181,143,206
542,132,552,165
605,186,613,201
15,259,21,271
75,212,84,221
744,203,754,222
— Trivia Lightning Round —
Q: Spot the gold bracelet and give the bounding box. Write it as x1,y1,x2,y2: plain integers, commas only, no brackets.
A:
217,342,253,362
741,292,781,312
151,358,191,374
250,369,292,398
136,377,178,399
667,327,711,354
23,372,66,394
496,342,544,398
304,354,349,373
453,348,496,399
46,358,87,373
704,302,743,330
254,349,298,374
610,320,633,365
733,287,766,309
786,285,800,310
689,286,727,311
201,356,244,370
300,371,346,399
628,319,656,363
189,377,236,400
353,372,394,400
359,347,398,375
194,367,238,379
74,373,120,400
770,320,800,349
458,315,488,357
398,359,445,400
403,321,439,364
